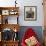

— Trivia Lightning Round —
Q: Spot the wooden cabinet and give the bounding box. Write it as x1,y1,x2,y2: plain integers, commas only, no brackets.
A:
0,7,20,46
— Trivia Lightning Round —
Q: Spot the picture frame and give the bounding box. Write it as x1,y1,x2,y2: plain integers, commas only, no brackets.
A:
2,10,9,15
24,6,37,21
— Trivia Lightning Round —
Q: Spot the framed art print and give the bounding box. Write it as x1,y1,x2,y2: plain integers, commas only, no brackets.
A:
24,6,37,21
2,10,9,15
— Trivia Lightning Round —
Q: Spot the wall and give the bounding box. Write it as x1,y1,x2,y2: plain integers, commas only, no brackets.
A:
0,0,44,26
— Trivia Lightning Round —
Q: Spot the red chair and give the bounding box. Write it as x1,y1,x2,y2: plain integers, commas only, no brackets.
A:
21,28,41,46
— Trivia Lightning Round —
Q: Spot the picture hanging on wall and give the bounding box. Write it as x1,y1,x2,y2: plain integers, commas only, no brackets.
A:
24,6,37,21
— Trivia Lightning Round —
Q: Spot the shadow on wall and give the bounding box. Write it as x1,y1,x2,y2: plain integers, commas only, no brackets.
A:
18,26,44,44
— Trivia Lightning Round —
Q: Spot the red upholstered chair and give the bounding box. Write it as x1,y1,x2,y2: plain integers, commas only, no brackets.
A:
21,28,41,46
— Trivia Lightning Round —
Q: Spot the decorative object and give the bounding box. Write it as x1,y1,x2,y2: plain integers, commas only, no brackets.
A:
5,18,8,24
15,0,17,7
2,16,8,24
2,10,9,15
13,28,18,40
24,6,37,21
13,32,18,41
14,28,17,32
9,10,18,15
